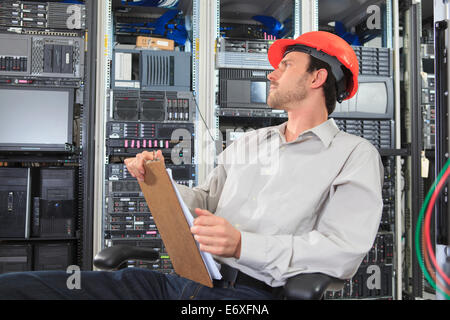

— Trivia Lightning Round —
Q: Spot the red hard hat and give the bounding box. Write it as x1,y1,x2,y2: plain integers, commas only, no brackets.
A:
268,31,359,102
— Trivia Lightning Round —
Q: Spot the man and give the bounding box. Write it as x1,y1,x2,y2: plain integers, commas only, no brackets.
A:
0,31,383,300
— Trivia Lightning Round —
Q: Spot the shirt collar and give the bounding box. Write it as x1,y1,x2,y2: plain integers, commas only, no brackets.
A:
269,118,340,148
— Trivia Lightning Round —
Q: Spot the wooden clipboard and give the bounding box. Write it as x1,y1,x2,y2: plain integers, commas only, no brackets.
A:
138,160,213,288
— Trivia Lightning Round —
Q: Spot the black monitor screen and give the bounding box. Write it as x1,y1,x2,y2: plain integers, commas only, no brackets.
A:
0,87,73,151
250,81,267,104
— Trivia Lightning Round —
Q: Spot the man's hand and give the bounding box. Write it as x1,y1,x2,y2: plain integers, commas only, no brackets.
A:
190,208,241,259
124,150,164,182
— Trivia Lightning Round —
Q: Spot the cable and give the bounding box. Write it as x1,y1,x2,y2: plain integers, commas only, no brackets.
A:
415,158,450,299
422,222,450,296
421,201,450,296
423,166,450,299
415,159,449,297
424,163,450,285
191,91,217,144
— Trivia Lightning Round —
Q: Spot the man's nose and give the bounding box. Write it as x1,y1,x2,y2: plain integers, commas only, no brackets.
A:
267,69,278,81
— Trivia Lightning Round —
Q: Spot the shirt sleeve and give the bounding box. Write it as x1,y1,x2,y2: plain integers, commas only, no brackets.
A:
174,149,228,216
236,141,384,283
174,164,227,216
174,130,255,215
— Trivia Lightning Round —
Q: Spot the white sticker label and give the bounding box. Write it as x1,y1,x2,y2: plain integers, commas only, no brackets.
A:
156,40,169,47
115,52,132,81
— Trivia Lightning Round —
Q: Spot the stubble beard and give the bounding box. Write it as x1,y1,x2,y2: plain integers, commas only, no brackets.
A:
267,74,308,110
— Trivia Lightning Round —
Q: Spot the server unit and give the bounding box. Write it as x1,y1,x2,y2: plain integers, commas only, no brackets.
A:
112,90,195,122
32,168,76,238
0,168,31,238
0,1,86,30
108,163,195,182
33,242,74,270
216,38,274,70
334,119,395,149
0,244,32,274
0,33,85,79
219,68,271,110
106,122,194,164
112,47,191,92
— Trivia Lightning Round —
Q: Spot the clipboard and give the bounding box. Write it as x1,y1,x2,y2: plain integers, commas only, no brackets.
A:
138,159,214,288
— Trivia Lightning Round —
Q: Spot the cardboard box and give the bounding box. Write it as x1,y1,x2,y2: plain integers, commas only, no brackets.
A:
136,36,175,51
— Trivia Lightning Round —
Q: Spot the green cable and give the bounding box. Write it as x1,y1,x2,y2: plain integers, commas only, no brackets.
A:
414,158,450,300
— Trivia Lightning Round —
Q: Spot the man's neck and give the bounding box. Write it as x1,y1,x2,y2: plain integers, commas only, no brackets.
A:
284,106,328,143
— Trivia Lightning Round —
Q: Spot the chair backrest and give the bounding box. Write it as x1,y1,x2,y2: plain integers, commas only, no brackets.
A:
283,273,346,300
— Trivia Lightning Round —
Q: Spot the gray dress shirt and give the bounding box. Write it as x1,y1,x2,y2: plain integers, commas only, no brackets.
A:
175,118,384,287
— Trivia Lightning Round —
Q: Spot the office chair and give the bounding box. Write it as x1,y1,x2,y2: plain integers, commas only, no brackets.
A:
94,245,345,300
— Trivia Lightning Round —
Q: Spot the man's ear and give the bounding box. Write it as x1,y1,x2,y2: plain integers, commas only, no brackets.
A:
310,68,328,89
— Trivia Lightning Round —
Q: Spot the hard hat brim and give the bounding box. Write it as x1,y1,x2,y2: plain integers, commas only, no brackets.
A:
268,38,301,70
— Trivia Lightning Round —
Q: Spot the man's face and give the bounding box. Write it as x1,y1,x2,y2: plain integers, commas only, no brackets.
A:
267,51,311,110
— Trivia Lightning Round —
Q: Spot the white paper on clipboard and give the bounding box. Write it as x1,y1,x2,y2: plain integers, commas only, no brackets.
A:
167,169,222,281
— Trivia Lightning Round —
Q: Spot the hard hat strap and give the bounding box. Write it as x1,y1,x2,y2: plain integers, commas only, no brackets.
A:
283,44,349,103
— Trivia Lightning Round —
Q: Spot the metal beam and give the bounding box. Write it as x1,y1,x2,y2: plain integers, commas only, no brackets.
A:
196,0,219,184
301,0,318,33
81,0,98,270
407,2,425,298
92,0,111,266
393,0,403,300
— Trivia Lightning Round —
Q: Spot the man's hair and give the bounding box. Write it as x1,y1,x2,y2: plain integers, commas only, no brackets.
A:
306,55,337,115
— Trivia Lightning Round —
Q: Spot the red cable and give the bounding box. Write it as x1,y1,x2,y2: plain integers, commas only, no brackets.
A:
424,165,450,285
422,224,450,294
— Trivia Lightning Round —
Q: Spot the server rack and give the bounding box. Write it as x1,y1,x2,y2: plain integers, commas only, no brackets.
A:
95,0,200,275
319,0,403,300
210,0,401,300
0,0,96,272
